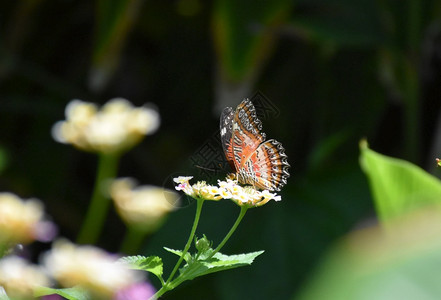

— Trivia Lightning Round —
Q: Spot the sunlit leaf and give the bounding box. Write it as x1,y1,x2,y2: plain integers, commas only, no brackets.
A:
34,286,90,300
164,247,191,262
359,140,441,223
118,255,163,279
179,250,264,281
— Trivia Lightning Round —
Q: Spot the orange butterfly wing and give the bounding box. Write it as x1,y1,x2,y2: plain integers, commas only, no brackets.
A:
231,99,266,169
244,139,290,191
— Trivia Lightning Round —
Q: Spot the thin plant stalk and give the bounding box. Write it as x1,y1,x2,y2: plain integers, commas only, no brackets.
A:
209,205,248,258
151,198,205,299
77,153,120,244
120,226,147,255
166,205,249,290
402,61,419,162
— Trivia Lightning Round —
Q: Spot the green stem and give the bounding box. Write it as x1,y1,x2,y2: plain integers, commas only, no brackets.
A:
402,57,419,163
120,226,147,255
407,0,421,54
164,205,249,292
403,0,421,163
151,198,205,300
209,206,248,258
77,153,120,244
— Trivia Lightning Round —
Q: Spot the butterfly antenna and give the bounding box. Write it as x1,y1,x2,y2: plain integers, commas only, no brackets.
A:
194,165,217,172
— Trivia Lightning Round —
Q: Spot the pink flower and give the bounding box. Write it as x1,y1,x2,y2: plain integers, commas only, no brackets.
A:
114,282,156,300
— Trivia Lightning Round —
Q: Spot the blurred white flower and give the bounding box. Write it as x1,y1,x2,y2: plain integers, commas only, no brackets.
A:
110,178,179,232
0,256,50,300
173,176,282,207
0,193,56,246
42,240,141,298
52,98,160,154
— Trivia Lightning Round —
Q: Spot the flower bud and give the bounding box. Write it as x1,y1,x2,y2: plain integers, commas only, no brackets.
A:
195,235,211,253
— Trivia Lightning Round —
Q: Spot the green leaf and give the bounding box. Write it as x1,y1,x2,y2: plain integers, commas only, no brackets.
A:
212,0,292,81
308,129,352,171
164,247,191,262
179,250,264,281
118,255,163,278
34,286,90,300
290,0,383,48
89,0,143,91
359,140,441,223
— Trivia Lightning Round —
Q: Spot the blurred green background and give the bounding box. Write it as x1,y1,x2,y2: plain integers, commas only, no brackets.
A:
1,0,441,299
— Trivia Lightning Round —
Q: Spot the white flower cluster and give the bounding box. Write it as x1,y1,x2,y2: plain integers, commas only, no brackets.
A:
0,193,55,246
173,176,281,207
42,240,142,298
110,178,180,232
52,98,160,154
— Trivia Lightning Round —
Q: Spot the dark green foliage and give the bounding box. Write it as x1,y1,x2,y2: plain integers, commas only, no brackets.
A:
0,0,440,299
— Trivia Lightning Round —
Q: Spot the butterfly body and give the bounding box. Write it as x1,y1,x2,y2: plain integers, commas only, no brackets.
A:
220,99,290,191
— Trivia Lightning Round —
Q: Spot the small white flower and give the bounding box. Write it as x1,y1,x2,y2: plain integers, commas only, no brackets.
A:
232,191,249,204
43,240,141,298
260,190,280,202
217,179,237,190
218,186,232,199
0,256,50,299
199,185,223,201
173,176,194,197
173,176,194,184
189,181,205,199
110,178,179,232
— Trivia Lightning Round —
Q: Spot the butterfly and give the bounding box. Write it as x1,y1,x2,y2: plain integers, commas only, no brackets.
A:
220,99,290,192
